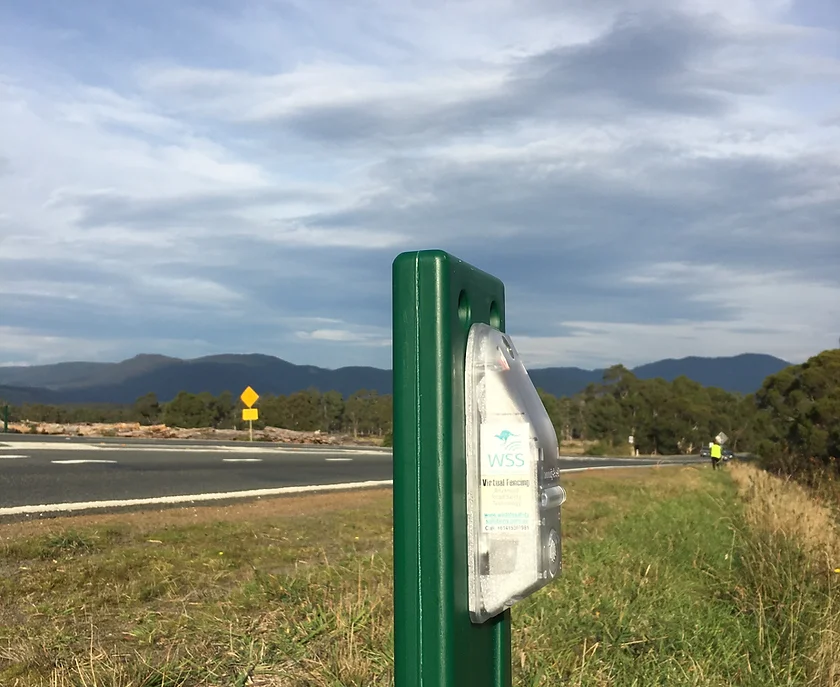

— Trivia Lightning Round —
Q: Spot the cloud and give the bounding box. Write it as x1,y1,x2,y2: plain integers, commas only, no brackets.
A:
0,325,217,365
0,0,838,370
140,9,832,147
514,263,840,368
295,327,390,347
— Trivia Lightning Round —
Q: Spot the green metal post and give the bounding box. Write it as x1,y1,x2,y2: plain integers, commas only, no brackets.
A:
393,250,511,687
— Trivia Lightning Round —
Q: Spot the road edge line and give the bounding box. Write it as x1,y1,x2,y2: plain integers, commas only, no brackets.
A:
0,480,394,516
0,462,697,517
558,463,691,474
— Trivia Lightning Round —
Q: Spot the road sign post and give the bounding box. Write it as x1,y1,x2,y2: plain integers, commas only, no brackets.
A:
240,387,259,442
393,250,511,687
1,405,8,433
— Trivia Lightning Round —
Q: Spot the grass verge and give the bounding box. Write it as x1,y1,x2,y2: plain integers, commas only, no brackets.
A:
728,463,840,686
1,465,838,686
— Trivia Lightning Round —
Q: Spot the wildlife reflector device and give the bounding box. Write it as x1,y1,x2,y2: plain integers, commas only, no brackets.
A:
465,323,566,624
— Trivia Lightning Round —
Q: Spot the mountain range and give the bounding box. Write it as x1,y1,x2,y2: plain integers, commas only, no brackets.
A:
0,352,791,406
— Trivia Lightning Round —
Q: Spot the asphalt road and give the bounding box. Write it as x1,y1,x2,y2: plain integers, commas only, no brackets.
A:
0,435,704,518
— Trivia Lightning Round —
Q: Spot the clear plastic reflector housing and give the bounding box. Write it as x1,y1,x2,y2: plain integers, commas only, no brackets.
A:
465,323,566,624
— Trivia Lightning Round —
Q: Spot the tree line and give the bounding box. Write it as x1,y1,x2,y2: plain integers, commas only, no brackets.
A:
2,349,837,482
1,388,392,439
538,365,764,456
751,348,839,489
538,348,838,485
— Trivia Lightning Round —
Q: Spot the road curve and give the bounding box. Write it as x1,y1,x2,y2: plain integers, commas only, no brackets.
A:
0,435,704,519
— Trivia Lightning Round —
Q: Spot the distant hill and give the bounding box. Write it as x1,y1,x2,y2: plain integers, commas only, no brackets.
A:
528,367,604,398
0,354,392,405
524,353,790,397
0,352,791,405
0,354,178,390
0,384,65,405
632,354,792,391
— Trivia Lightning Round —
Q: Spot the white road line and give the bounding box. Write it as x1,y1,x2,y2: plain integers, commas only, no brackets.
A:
0,441,386,456
0,463,694,518
0,480,395,516
51,459,118,465
0,454,29,459
222,458,263,463
558,463,690,474
557,456,686,463
4,443,105,452
326,458,353,462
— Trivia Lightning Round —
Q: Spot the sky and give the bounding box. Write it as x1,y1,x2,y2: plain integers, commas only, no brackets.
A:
0,0,838,371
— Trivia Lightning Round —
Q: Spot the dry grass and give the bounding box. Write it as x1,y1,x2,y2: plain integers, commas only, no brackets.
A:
1,490,396,687
4,465,839,685
560,439,637,457
730,463,840,571
2,468,710,686
729,462,840,686
559,439,596,455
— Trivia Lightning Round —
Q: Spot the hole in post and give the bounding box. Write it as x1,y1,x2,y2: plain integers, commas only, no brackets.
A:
489,301,501,329
458,290,471,328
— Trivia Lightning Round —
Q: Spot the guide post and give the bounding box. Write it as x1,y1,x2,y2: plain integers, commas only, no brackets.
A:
393,249,566,687
1,404,8,433
392,250,511,687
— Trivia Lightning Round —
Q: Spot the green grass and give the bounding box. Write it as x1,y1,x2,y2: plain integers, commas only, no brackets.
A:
514,469,762,686
0,466,836,686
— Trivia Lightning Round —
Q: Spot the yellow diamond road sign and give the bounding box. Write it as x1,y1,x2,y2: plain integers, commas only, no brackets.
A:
240,386,259,408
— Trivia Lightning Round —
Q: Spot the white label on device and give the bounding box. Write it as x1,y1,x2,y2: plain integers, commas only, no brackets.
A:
480,422,534,534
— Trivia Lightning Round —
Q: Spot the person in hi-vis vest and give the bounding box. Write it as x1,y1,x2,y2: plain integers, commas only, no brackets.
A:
710,440,722,470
